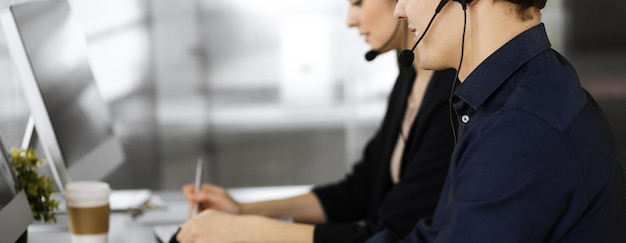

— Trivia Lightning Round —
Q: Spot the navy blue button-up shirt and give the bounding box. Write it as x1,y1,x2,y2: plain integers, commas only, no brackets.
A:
368,24,626,243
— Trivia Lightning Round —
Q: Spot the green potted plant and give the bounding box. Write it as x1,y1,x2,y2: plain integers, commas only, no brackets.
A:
9,147,59,223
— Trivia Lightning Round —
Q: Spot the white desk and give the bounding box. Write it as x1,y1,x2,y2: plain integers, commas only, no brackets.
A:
27,185,312,243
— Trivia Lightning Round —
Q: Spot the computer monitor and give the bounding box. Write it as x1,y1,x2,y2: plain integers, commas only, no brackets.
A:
0,133,33,242
0,0,125,191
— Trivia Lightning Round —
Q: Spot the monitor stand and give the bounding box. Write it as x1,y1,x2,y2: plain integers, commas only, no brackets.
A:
0,191,33,242
21,116,66,193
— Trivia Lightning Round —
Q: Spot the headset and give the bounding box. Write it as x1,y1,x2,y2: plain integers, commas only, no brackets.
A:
396,0,471,144
364,0,408,61
365,21,403,61
366,0,472,63
398,0,470,67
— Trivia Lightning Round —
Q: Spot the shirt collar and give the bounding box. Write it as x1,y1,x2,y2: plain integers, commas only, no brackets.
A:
454,23,552,110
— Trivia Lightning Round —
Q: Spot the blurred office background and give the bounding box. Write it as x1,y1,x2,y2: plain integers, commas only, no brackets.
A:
0,0,624,190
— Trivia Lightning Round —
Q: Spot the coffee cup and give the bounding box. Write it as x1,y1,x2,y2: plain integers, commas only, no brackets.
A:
64,181,111,243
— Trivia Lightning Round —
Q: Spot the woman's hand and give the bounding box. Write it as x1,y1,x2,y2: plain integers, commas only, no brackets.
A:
182,183,241,215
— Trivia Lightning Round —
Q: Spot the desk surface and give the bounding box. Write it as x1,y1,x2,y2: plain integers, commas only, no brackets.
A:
27,185,312,243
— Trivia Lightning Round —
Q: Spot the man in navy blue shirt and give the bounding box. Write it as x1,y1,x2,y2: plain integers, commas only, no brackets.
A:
368,0,626,242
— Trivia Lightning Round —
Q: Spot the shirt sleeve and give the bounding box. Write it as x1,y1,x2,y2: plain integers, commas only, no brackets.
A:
400,110,584,243
313,222,372,243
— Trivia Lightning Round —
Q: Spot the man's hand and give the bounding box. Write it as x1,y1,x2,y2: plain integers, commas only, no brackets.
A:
176,209,314,243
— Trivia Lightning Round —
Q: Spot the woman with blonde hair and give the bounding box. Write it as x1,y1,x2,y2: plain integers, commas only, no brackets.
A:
177,0,457,242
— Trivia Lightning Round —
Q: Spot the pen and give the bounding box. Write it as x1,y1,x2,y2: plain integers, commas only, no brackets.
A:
191,157,203,217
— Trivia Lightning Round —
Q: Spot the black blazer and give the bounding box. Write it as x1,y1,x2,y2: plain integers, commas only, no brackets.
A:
312,66,457,242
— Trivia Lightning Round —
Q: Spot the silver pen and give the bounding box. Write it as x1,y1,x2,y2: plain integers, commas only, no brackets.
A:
191,157,203,217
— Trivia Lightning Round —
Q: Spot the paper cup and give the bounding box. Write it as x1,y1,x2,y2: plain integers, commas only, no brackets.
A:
64,181,111,243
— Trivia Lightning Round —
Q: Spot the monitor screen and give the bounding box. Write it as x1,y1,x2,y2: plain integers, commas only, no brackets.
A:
0,0,125,190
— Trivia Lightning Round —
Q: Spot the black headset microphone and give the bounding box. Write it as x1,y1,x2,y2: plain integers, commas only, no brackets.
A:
393,0,471,144
365,21,403,61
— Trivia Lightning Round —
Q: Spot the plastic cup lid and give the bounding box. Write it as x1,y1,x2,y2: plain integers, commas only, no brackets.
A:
64,181,111,200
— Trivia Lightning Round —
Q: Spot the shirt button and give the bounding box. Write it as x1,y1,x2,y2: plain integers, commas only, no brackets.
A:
461,115,470,124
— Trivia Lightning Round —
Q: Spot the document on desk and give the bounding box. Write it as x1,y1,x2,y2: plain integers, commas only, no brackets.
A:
109,189,152,211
